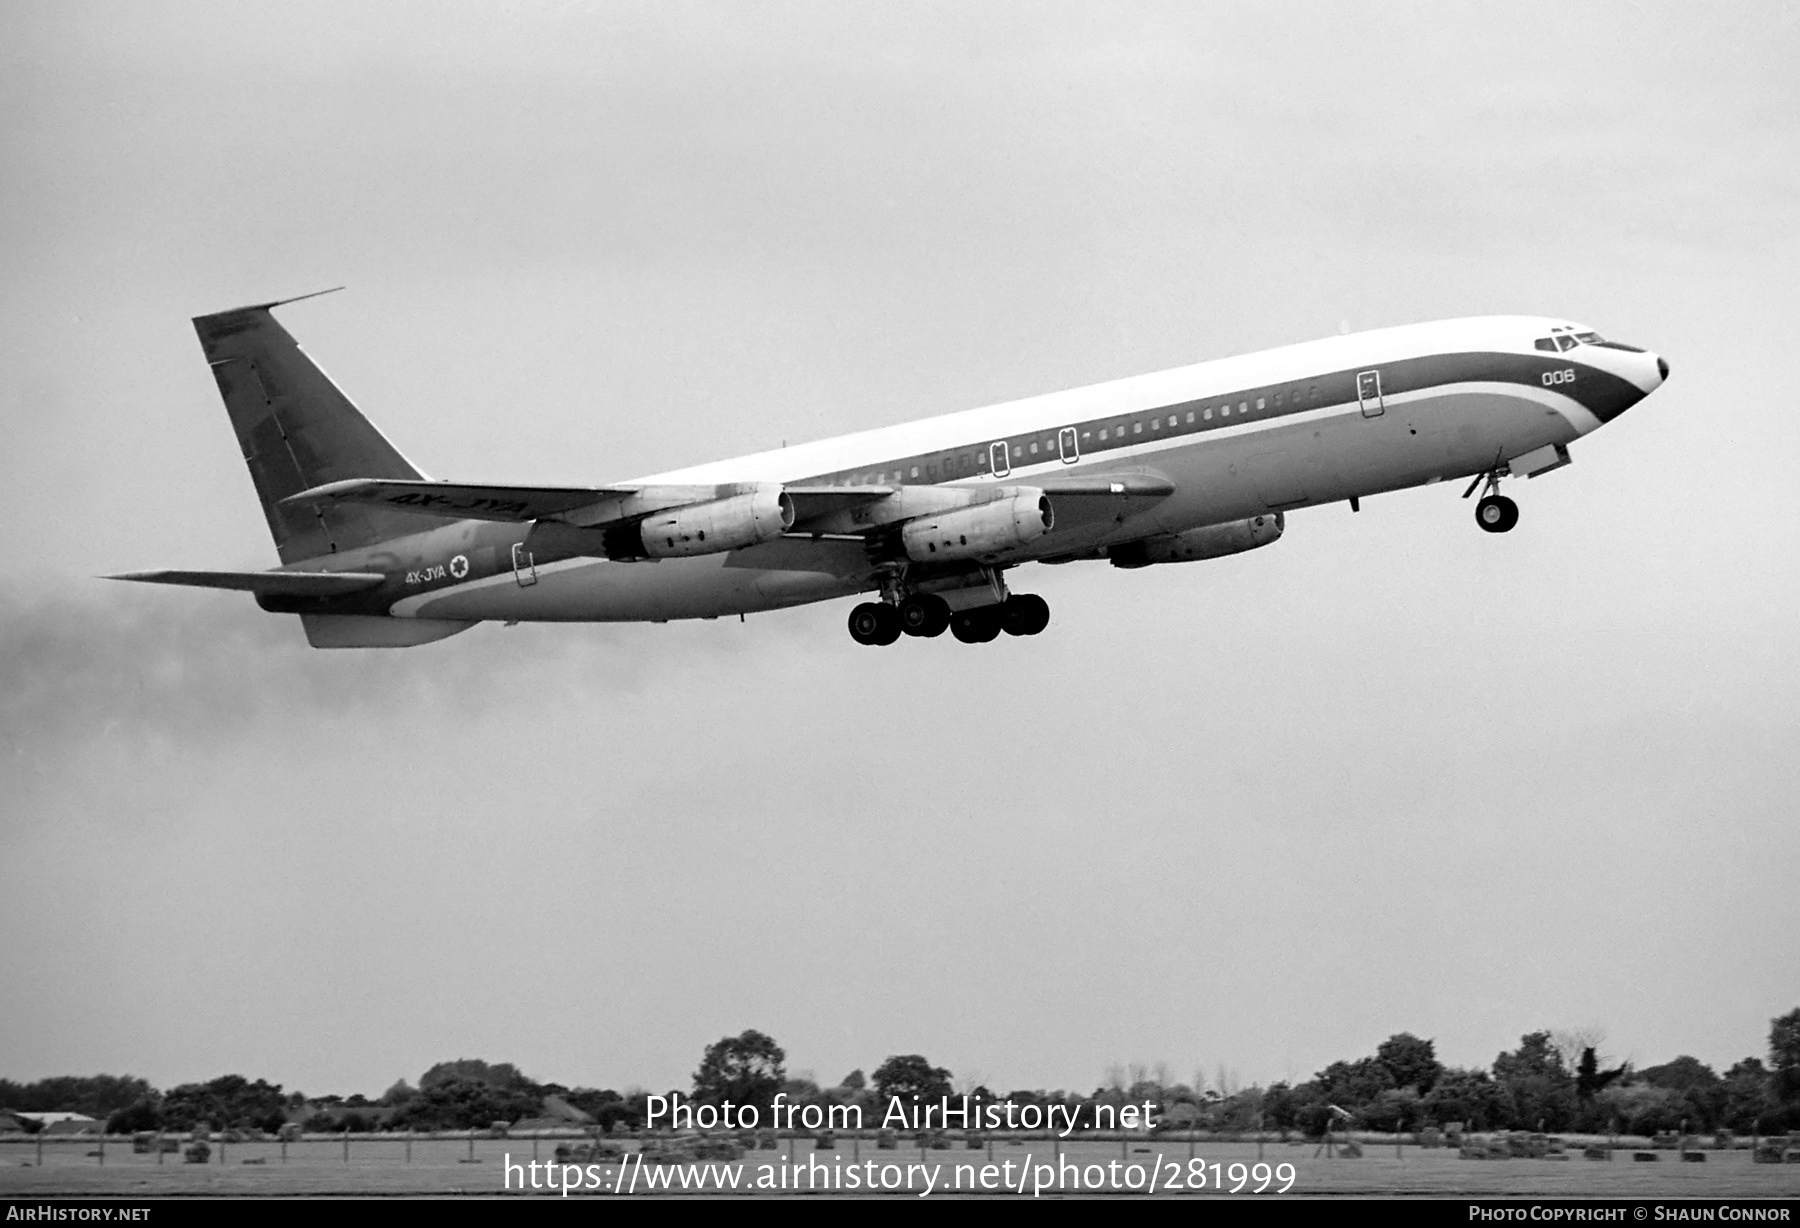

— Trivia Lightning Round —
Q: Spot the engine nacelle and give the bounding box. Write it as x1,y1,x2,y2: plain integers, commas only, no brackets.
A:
901,491,1052,562
1109,513,1283,568
639,488,794,557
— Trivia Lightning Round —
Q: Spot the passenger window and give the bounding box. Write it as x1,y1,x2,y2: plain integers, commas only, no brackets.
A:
1204,407,1212,420
1133,421,1142,434
1308,385,1317,401
1099,428,1108,440
1012,445,1022,459
1167,415,1177,427
1150,417,1160,430
1221,405,1230,417
1256,397,1265,410
1186,411,1195,424
909,466,919,478
1029,442,1038,454
1274,392,1283,407
1239,401,1248,413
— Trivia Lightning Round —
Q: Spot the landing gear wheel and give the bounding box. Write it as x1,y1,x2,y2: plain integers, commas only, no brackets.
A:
898,593,951,638
1475,494,1519,534
1000,593,1051,636
847,601,902,645
949,607,1002,644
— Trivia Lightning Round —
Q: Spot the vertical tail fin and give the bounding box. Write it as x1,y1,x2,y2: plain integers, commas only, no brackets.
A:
194,293,451,562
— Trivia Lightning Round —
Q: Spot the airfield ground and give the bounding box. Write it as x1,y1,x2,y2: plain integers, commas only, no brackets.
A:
3,1136,1797,1198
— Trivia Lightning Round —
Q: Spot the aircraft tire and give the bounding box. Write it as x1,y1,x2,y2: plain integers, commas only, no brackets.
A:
899,594,951,637
1475,494,1519,534
950,607,1003,644
848,602,902,645
1001,594,1051,636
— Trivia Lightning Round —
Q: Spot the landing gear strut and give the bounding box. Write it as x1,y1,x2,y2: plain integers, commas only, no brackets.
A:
1462,462,1519,534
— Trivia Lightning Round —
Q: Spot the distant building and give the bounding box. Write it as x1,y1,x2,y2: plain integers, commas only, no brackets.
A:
541,1095,594,1124
19,1113,103,1135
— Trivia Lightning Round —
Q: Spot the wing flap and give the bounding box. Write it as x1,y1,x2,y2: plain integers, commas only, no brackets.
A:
106,569,387,597
1030,472,1176,497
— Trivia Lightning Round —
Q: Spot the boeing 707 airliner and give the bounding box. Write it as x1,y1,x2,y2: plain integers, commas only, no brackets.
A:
113,295,1667,647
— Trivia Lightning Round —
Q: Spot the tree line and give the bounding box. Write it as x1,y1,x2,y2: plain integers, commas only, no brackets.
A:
5,1009,1797,1137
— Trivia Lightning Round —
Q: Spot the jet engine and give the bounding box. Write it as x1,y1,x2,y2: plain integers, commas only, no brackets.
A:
901,490,1052,562
1108,513,1283,568
639,488,794,557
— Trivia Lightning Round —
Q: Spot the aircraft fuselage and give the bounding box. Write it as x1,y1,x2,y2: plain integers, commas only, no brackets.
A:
313,316,1662,623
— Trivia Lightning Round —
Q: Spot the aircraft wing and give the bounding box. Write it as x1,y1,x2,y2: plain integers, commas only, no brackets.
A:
281,475,1160,536
106,569,387,596
282,478,645,523
289,478,898,531
783,485,895,529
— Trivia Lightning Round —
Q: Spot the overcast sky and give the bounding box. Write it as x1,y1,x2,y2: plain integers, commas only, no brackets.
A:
3,1,1797,1101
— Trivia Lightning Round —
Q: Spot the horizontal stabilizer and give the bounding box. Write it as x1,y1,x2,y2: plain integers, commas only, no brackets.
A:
105,569,386,597
283,478,641,523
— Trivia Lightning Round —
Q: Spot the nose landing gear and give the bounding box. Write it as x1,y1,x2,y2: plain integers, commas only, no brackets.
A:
1462,460,1519,534
1475,494,1519,533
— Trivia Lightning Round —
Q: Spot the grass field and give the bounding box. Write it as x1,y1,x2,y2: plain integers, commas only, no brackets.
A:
4,1135,1798,1198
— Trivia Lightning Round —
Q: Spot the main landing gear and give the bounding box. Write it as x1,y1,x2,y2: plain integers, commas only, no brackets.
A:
846,601,901,646
847,592,1050,646
1462,463,1519,534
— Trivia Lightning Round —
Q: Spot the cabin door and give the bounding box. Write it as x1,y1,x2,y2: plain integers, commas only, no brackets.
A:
1357,369,1385,418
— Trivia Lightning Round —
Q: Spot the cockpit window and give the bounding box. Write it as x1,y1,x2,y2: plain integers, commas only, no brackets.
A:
1535,328,1611,352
